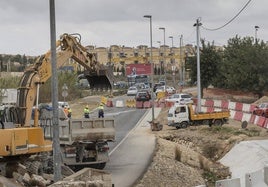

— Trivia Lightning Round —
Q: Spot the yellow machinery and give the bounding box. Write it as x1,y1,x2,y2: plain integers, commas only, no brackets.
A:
0,33,114,175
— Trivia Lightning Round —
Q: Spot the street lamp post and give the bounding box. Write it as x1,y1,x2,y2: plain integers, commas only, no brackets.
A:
168,36,174,63
169,36,175,87
144,15,155,122
179,35,183,89
169,36,174,48
157,41,161,75
255,25,259,44
194,18,202,113
159,27,166,77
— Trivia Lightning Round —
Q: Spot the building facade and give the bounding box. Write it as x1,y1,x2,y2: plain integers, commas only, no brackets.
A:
75,44,196,75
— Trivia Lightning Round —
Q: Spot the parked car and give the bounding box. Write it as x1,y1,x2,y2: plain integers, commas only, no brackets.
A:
155,86,175,95
165,93,193,104
166,86,176,94
155,85,166,94
127,86,138,96
58,101,70,108
75,79,90,89
159,80,166,86
253,103,268,117
135,90,151,101
153,83,163,92
114,81,128,89
134,83,146,90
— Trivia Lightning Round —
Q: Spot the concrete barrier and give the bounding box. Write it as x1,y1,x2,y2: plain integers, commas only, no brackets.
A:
215,178,241,187
115,100,124,107
101,96,108,105
264,165,268,185
106,99,113,107
245,169,265,187
126,99,136,107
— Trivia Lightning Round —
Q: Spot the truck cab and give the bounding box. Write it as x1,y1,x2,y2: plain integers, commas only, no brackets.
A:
168,103,230,129
167,104,190,129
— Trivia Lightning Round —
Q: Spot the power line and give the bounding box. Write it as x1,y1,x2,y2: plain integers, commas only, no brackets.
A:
201,0,252,31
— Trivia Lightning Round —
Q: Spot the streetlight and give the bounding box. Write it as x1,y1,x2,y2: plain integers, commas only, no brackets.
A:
144,15,155,122
255,25,259,44
159,27,166,78
168,36,174,48
157,41,161,75
194,18,202,113
168,36,174,63
179,35,183,89
169,36,175,87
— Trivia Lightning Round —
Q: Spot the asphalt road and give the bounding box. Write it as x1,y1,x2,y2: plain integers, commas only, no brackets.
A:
80,95,158,187
104,108,156,187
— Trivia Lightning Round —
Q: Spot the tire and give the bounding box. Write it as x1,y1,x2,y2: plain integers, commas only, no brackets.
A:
203,119,210,126
181,121,188,128
214,119,223,126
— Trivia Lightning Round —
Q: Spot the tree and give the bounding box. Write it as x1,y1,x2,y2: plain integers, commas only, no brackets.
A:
219,35,268,97
22,54,27,65
187,39,222,97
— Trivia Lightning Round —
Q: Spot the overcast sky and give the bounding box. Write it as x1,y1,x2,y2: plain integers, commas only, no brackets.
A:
0,0,266,56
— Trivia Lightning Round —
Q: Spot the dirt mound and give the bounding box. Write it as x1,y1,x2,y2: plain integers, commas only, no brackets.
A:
203,88,258,103
253,96,268,105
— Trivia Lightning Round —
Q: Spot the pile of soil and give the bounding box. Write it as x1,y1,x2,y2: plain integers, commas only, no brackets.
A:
203,88,258,103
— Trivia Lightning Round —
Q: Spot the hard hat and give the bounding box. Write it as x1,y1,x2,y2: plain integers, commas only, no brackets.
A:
85,105,89,108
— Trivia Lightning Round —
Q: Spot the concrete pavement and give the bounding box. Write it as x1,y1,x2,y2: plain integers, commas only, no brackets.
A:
106,107,162,187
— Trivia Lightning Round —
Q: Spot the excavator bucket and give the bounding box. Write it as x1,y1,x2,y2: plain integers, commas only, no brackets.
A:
84,65,114,91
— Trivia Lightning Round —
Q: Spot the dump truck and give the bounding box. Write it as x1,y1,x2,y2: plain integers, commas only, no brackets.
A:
167,103,230,129
37,104,115,171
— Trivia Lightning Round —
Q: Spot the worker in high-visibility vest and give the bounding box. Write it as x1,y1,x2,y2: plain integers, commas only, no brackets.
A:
64,106,69,117
98,103,104,118
67,107,72,118
84,105,90,118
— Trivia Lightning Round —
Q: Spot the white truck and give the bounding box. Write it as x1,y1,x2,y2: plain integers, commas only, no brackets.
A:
168,103,230,129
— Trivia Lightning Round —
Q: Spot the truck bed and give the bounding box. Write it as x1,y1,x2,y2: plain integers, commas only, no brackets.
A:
190,111,230,121
41,118,115,144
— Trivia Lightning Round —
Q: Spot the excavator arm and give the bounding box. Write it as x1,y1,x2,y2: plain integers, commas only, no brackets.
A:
16,33,113,127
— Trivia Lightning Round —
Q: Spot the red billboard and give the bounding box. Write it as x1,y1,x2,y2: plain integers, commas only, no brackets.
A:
126,64,152,76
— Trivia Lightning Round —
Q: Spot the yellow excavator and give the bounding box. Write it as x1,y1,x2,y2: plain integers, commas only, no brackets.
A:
0,33,114,177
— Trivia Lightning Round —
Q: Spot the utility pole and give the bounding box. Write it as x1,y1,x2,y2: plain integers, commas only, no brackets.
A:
144,15,155,122
194,18,202,113
49,0,62,181
159,27,166,78
179,35,183,91
255,25,259,44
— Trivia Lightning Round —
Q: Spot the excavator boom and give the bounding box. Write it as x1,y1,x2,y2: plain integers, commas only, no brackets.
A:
15,33,113,127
